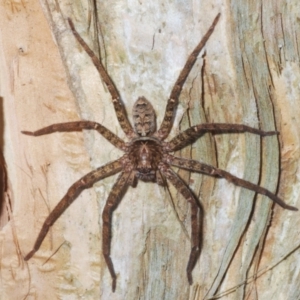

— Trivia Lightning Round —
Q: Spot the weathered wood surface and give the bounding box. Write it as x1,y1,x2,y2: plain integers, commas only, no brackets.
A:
0,0,299,299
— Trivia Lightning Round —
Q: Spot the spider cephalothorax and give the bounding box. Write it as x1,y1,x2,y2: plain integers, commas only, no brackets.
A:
22,14,297,292
127,139,163,183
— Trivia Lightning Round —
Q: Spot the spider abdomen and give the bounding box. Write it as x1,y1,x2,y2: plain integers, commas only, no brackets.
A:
132,97,156,136
128,139,163,182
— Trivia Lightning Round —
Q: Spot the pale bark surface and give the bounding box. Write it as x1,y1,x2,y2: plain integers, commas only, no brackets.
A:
0,0,299,299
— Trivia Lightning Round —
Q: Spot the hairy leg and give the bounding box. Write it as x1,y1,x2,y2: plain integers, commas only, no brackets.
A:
160,164,201,285
102,171,131,292
68,19,136,138
167,156,298,211
22,121,126,150
166,123,278,151
155,13,220,140
24,158,123,261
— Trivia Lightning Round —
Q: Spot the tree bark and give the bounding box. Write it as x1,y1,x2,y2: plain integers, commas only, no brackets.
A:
0,0,299,299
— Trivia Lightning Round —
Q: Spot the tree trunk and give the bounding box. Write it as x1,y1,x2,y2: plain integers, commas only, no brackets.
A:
0,1,299,299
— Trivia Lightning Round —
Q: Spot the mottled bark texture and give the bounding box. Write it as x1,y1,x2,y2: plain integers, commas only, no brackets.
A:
0,1,300,299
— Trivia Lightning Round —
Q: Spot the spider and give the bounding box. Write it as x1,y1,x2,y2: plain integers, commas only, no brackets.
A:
22,14,297,292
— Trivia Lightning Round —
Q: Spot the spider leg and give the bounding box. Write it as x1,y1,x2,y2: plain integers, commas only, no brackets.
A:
166,123,278,151
22,121,126,150
167,155,298,211
68,19,136,139
102,171,131,292
159,164,201,285
156,170,166,186
24,158,123,261
155,13,220,140
127,170,137,187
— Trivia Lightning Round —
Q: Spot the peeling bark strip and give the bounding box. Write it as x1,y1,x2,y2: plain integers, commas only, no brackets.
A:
0,151,9,228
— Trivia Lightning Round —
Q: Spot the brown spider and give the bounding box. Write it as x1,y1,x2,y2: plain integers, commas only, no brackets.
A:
22,14,297,292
